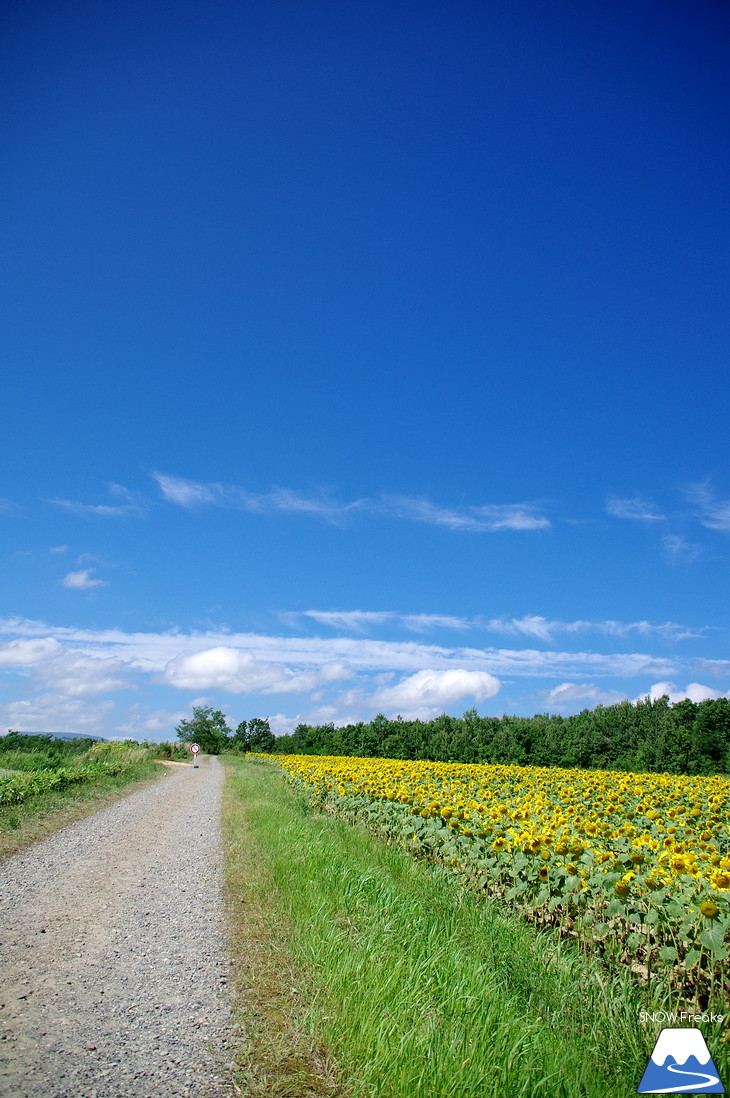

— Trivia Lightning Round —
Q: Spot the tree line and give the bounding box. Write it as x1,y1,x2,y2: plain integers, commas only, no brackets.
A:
176,695,730,775
271,696,730,775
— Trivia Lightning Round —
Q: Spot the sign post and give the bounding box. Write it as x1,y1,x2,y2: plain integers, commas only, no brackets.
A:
190,742,200,768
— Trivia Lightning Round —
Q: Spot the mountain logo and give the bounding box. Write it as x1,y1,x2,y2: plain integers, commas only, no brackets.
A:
638,1028,725,1093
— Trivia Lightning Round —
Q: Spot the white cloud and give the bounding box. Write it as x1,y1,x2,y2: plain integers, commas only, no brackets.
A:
61,568,107,590
160,646,350,695
693,660,730,680
643,681,729,705
266,712,300,736
0,634,129,698
49,545,69,553
606,496,665,521
371,668,501,712
116,706,190,737
0,638,63,668
0,694,114,736
35,651,131,697
543,682,628,708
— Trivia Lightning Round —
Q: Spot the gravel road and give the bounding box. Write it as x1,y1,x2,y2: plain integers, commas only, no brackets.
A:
0,757,239,1098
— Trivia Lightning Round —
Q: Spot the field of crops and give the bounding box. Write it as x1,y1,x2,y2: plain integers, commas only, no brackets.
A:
274,754,730,1013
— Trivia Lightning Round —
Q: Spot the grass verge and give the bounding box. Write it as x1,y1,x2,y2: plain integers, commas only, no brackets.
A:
222,758,349,1097
0,759,168,861
222,757,665,1098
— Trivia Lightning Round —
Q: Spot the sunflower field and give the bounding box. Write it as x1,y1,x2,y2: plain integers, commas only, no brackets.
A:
270,753,730,1013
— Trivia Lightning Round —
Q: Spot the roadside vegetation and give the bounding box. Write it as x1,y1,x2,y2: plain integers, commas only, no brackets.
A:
0,732,184,859
222,756,669,1098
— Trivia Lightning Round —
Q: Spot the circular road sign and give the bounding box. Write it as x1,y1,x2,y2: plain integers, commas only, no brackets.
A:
190,743,201,754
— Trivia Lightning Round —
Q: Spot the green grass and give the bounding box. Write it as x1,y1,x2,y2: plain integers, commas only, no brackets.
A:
222,758,348,1097
222,757,671,1098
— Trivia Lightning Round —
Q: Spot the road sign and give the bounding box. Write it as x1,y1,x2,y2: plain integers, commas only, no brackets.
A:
190,743,200,754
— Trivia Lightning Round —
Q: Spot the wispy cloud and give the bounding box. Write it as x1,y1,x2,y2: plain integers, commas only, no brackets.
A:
399,613,473,632
380,496,550,531
487,615,558,641
60,568,107,590
662,534,704,565
486,615,705,643
294,609,472,633
152,473,219,508
606,495,665,521
152,472,352,522
471,504,551,531
294,609,706,643
152,472,550,533
683,482,730,532
296,610,395,632
49,483,144,517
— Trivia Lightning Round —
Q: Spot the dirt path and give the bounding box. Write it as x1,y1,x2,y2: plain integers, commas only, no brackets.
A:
0,757,239,1098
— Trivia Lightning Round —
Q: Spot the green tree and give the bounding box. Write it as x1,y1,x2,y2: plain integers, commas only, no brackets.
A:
175,705,232,755
235,716,275,753
233,719,248,750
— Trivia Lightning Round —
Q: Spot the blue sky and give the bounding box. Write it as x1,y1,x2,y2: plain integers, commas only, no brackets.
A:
2,0,729,739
